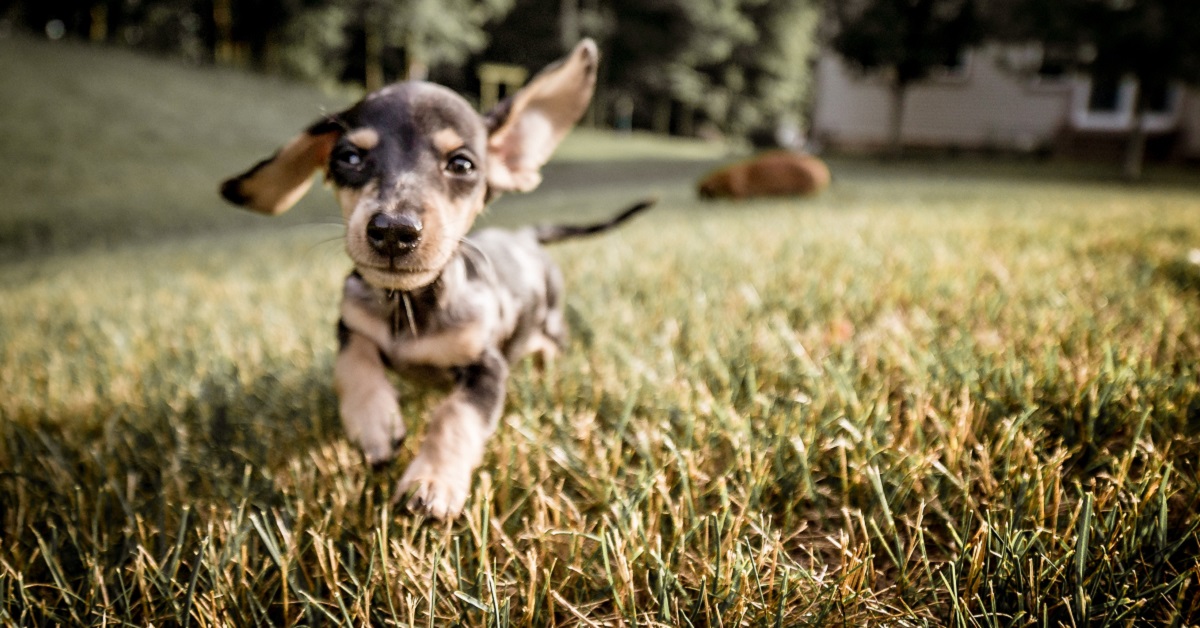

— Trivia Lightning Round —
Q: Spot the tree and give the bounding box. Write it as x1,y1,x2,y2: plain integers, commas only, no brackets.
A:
717,0,821,139
354,0,513,90
275,3,349,82
603,0,755,134
481,0,820,138
479,0,576,71
993,0,1200,180
828,0,981,156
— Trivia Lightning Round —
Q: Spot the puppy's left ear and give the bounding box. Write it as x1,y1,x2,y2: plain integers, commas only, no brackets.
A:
484,39,599,194
220,117,343,215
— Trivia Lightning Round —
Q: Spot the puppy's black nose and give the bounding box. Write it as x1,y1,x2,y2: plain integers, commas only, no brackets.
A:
366,212,422,257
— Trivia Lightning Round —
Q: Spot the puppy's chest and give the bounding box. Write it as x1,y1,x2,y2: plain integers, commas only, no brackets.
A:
340,272,518,371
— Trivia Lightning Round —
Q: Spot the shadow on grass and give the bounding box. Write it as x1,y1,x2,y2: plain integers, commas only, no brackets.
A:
2,365,351,499
0,365,391,599
1158,256,1200,296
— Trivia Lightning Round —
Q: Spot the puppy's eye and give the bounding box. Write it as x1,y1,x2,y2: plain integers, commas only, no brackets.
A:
446,154,475,176
335,148,363,168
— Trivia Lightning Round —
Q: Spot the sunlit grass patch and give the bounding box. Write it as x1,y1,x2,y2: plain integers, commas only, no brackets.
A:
4,163,1200,624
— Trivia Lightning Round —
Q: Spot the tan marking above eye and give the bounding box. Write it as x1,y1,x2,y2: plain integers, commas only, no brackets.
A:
336,181,376,221
432,128,465,155
347,128,380,151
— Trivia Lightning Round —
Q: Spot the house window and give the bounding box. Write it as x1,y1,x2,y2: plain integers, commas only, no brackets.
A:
1071,75,1182,133
1087,76,1122,112
1141,79,1172,113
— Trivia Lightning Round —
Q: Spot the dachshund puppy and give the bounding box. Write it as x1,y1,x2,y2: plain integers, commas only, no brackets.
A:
221,40,652,519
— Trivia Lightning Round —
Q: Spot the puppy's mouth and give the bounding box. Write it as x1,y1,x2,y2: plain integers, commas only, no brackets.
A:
355,260,441,290
354,254,447,291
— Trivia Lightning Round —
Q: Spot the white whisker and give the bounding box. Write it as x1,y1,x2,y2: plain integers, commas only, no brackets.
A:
459,237,498,284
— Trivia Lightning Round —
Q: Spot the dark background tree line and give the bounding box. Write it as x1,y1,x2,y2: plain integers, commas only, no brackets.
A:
3,0,1198,176
0,0,820,141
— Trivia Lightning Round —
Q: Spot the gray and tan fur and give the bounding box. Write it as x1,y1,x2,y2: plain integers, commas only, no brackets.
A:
220,40,653,520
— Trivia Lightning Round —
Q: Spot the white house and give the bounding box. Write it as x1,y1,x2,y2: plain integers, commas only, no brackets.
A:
810,44,1200,159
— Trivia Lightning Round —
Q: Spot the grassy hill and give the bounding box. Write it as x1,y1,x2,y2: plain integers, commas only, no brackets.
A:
0,35,343,256
3,34,1200,625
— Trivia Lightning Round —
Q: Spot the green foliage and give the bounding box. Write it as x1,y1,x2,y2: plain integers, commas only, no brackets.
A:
601,0,820,135
994,0,1200,88
721,0,821,135
830,0,981,85
605,0,753,104
365,0,515,73
276,4,350,83
10,0,823,140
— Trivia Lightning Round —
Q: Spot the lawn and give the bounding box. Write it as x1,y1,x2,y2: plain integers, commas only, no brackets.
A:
3,35,1200,626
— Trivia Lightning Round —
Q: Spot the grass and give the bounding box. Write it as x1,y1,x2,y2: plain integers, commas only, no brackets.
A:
3,34,1200,626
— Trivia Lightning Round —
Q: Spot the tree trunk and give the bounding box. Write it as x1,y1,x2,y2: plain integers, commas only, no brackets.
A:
364,13,384,91
404,31,428,81
679,104,695,137
89,3,107,42
887,79,908,158
213,0,233,64
1122,81,1147,182
653,97,672,135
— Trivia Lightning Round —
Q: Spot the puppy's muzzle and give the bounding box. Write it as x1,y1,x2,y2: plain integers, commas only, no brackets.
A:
367,212,423,258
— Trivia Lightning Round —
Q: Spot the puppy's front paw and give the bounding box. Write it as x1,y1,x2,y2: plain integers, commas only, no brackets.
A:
340,389,406,468
395,455,473,520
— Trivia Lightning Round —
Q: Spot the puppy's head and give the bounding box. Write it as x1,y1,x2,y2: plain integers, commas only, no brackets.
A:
221,39,599,291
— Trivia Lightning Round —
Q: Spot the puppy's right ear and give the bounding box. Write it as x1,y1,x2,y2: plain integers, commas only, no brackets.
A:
220,117,342,215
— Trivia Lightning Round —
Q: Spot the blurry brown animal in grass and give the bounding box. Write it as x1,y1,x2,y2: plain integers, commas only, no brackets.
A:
697,151,830,200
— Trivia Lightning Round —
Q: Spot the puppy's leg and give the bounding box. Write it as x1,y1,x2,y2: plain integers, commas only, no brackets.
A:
335,329,406,467
397,348,509,519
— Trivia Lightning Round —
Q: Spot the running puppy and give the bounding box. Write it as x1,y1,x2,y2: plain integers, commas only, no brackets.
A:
220,40,653,519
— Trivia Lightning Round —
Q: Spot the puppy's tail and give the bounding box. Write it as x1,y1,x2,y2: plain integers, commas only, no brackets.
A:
535,197,658,245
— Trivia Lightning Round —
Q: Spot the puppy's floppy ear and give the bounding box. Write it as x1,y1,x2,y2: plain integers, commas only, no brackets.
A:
220,117,343,215
484,39,599,194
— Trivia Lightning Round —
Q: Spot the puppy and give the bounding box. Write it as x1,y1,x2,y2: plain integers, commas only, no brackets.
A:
697,150,830,199
221,40,652,519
